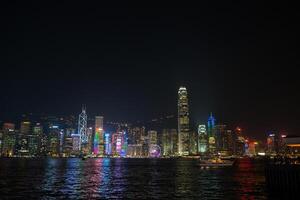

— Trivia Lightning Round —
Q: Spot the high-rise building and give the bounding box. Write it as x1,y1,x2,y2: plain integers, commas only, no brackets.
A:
207,113,216,155
198,125,208,155
94,116,104,155
63,128,75,157
266,131,283,156
215,124,227,153
128,127,144,145
104,132,111,155
1,128,17,157
20,121,31,134
178,86,190,156
47,125,60,157
190,131,198,155
28,123,43,156
162,129,178,156
78,106,88,150
111,131,127,157
148,130,158,145
235,127,246,156
72,134,81,154
225,130,235,156
2,123,15,131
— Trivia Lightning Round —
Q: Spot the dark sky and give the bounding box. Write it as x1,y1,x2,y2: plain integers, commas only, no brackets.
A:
1,1,299,139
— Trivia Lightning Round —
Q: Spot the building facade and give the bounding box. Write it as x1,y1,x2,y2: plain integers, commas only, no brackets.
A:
178,86,190,156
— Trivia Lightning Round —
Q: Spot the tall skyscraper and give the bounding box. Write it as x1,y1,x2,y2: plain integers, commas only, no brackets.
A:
162,129,178,156
148,130,158,145
47,125,60,157
198,124,208,155
29,123,43,156
207,113,216,155
18,121,31,156
215,124,227,155
178,86,190,156
20,121,31,134
94,116,104,155
78,106,87,151
63,128,75,157
1,127,17,157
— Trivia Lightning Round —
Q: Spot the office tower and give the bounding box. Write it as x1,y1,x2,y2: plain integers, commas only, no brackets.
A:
248,141,257,156
207,113,216,155
47,125,60,157
121,131,128,157
128,127,143,145
148,130,158,145
178,86,190,156
78,106,88,150
20,121,31,134
215,124,227,154
235,127,246,156
72,134,81,154
63,128,75,157
28,123,43,156
87,127,93,154
190,131,198,155
198,125,208,155
82,127,92,155
104,132,111,155
162,129,170,156
148,130,158,156
59,129,64,155
225,130,235,156
111,131,127,157
162,129,178,156
94,116,104,155
1,128,17,157
266,132,277,156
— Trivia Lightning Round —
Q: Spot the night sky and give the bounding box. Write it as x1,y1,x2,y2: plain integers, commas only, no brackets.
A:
1,1,299,139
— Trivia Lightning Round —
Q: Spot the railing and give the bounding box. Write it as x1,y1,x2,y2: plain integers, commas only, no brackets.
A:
265,156,300,197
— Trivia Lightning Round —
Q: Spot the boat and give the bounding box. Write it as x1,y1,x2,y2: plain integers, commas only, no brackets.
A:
199,156,235,167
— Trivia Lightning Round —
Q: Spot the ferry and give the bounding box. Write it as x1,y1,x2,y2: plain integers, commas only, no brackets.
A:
199,156,235,167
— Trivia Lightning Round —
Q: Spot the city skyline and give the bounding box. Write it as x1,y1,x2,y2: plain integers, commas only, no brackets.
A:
0,85,294,141
1,2,300,199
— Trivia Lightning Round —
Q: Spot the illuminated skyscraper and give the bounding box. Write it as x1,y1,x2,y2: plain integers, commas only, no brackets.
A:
18,121,31,156
63,128,75,157
1,128,16,157
78,106,88,150
207,113,216,155
94,116,104,155
148,130,158,145
215,124,227,155
198,124,208,155
47,125,60,156
28,123,43,156
178,86,190,156
162,129,177,156
104,133,111,155
20,121,31,134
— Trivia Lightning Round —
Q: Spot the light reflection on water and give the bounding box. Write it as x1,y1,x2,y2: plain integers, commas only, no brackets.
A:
0,158,267,199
